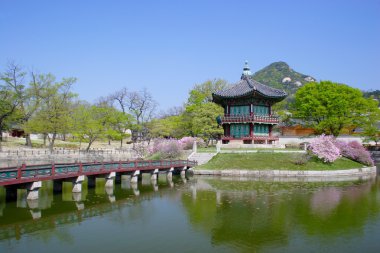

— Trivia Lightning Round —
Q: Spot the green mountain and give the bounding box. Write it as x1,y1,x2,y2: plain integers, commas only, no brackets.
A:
252,61,316,95
363,90,380,101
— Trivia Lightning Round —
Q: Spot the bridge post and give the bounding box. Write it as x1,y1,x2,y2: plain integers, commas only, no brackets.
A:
180,166,187,177
72,175,85,193
131,170,140,183
27,199,41,219
105,172,116,188
180,167,187,183
105,187,115,202
73,192,84,210
131,181,140,196
167,167,174,180
151,169,159,181
26,181,42,200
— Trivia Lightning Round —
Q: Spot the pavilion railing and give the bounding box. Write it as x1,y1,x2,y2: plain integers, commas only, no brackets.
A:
221,114,279,124
221,135,279,141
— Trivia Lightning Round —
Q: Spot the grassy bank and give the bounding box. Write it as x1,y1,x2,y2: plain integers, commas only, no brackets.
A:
196,153,366,171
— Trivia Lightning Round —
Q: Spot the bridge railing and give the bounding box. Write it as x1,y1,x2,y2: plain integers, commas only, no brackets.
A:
0,160,198,184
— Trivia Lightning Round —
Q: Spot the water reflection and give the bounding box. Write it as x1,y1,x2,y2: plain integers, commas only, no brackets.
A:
181,177,380,252
0,175,380,252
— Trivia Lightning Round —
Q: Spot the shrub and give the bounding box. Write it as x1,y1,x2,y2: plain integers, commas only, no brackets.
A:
309,134,340,163
292,153,311,165
150,138,182,159
178,137,205,150
132,142,149,159
335,140,374,166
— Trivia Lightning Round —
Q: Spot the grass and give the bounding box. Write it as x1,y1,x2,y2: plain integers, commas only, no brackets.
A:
196,153,366,171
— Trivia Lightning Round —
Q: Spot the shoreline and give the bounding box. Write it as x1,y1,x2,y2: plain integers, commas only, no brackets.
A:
193,166,377,178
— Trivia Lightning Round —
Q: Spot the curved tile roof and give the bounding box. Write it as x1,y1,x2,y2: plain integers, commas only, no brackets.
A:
213,75,287,99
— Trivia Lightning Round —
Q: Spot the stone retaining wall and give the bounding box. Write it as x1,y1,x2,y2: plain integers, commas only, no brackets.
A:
194,166,377,178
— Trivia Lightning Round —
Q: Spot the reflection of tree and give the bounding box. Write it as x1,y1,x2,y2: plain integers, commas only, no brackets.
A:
311,188,342,217
0,187,5,216
181,178,380,252
296,179,380,237
181,190,290,252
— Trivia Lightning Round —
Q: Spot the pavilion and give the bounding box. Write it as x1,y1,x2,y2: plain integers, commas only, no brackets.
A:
212,61,287,145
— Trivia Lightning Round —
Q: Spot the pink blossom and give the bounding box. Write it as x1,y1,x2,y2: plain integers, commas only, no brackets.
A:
309,134,341,163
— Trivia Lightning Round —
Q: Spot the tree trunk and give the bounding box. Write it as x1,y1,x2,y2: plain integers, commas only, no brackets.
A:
49,133,57,153
25,133,33,147
108,138,111,145
86,138,96,152
43,134,47,146
120,139,123,148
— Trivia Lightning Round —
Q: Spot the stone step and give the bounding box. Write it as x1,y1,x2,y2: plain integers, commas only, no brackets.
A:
188,152,216,165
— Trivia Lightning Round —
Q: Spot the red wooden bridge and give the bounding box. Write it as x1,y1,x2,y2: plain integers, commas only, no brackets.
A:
0,160,196,186
0,159,197,200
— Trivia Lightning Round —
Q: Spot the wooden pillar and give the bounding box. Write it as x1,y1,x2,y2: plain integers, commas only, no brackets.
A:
269,125,273,137
250,123,253,137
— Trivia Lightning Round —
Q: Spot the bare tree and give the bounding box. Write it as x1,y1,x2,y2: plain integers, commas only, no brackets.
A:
110,87,157,142
109,87,128,114
157,106,184,118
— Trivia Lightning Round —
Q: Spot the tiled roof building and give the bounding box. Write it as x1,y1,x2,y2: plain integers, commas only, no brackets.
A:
212,61,287,144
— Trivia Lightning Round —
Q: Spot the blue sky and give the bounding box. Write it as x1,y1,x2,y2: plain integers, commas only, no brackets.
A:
1,0,379,110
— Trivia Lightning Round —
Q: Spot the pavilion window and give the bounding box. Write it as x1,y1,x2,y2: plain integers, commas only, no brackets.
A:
231,124,250,138
253,105,269,115
230,105,250,116
254,124,269,136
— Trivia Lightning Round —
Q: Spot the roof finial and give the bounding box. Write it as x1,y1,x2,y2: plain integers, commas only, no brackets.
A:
241,60,252,78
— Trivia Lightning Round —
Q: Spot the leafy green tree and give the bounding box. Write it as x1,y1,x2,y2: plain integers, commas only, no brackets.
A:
180,79,228,139
71,104,108,151
106,109,135,148
293,81,380,136
147,115,185,139
187,78,228,105
0,63,24,143
25,77,77,151
72,102,135,150
190,102,224,145
0,89,19,143
362,105,380,145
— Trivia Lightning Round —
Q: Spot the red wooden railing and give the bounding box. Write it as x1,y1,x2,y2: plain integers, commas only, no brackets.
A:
221,135,279,141
221,114,279,124
0,159,197,187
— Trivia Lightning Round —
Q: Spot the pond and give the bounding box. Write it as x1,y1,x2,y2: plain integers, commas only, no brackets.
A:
1,172,380,253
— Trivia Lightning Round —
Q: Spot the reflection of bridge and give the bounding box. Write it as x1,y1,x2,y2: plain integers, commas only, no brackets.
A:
0,179,182,241
0,160,196,201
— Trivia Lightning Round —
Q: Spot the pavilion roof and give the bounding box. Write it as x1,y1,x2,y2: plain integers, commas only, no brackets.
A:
212,75,287,102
